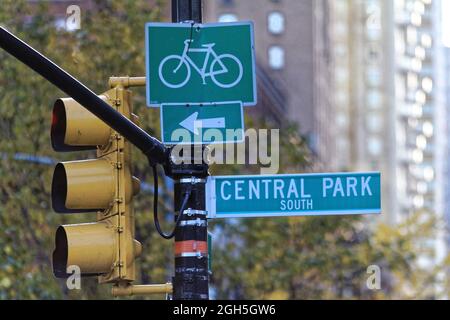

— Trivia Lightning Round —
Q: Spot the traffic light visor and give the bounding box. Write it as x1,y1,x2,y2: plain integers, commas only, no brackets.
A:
52,160,115,213
52,222,116,278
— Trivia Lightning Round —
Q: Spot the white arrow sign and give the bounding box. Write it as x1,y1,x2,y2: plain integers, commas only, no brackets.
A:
179,112,226,135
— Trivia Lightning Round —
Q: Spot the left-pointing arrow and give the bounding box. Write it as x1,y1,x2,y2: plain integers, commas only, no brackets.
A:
179,112,226,135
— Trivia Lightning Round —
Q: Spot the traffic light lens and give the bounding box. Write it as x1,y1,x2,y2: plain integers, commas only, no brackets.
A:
52,226,69,278
51,99,98,152
52,163,69,213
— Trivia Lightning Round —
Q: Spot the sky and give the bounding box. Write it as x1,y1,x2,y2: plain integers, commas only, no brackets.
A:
443,0,450,47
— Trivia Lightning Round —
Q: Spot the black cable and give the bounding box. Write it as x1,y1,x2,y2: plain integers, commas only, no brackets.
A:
152,165,190,239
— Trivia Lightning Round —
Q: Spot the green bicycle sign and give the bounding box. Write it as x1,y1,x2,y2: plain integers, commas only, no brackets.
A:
145,22,256,106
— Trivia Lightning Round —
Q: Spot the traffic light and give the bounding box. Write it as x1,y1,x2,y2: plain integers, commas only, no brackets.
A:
51,85,142,284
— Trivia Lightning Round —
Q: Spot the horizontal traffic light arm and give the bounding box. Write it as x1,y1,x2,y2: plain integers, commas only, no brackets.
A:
0,26,167,166
112,283,173,297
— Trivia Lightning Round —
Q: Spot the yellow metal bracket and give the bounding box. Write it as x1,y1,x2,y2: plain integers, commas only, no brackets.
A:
112,283,173,297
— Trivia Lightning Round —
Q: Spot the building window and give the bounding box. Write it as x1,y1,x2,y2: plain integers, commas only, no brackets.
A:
218,13,238,23
367,113,382,132
421,77,433,93
421,34,432,48
368,136,382,156
366,66,382,86
268,46,285,69
423,166,434,181
422,121,433,137
336,67,348,82
367,90,382,109
267,12,285,34
412,149,423,164
336,113,348,127
416,135,427,150
413,195,424,208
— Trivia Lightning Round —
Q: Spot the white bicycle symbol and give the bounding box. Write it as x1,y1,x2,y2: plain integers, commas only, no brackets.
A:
158,39,243,89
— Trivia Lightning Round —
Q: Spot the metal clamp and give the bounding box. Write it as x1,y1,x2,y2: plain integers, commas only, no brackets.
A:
177,252,207,259
179,218,207,227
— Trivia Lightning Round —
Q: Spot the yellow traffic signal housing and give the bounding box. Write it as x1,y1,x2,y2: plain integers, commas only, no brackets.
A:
51,85,141,284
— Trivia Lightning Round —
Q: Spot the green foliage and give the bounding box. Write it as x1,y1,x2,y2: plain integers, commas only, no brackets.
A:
0,0,168,299
0,0,448,300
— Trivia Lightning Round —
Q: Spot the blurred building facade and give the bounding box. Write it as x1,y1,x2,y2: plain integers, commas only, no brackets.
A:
329,0,447,275
203,0,335,166
445,47,450,247
206,0,446,243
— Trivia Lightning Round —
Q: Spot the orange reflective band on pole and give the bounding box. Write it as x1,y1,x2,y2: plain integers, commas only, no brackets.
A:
174,240,208,256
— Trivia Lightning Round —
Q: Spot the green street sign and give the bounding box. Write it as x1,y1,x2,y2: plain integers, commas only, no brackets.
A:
206,172,381,218
160,102,244,145
145,22,256,106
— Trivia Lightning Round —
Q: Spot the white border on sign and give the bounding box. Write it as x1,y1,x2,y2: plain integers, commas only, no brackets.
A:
209,171,381,179
205,172,382,219
209,210,381,219
160,101,245,145
145,21,257,107
206,177,216,219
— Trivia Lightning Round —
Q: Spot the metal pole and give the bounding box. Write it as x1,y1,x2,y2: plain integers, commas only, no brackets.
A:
172,0,202,22
171,0,209,300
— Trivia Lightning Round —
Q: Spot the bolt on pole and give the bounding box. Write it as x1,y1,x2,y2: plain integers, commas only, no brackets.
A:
171,0,209,300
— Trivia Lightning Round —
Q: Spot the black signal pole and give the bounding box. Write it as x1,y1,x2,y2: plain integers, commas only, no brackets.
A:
170,0,209,300
171,0,209,300
172,0,203,23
